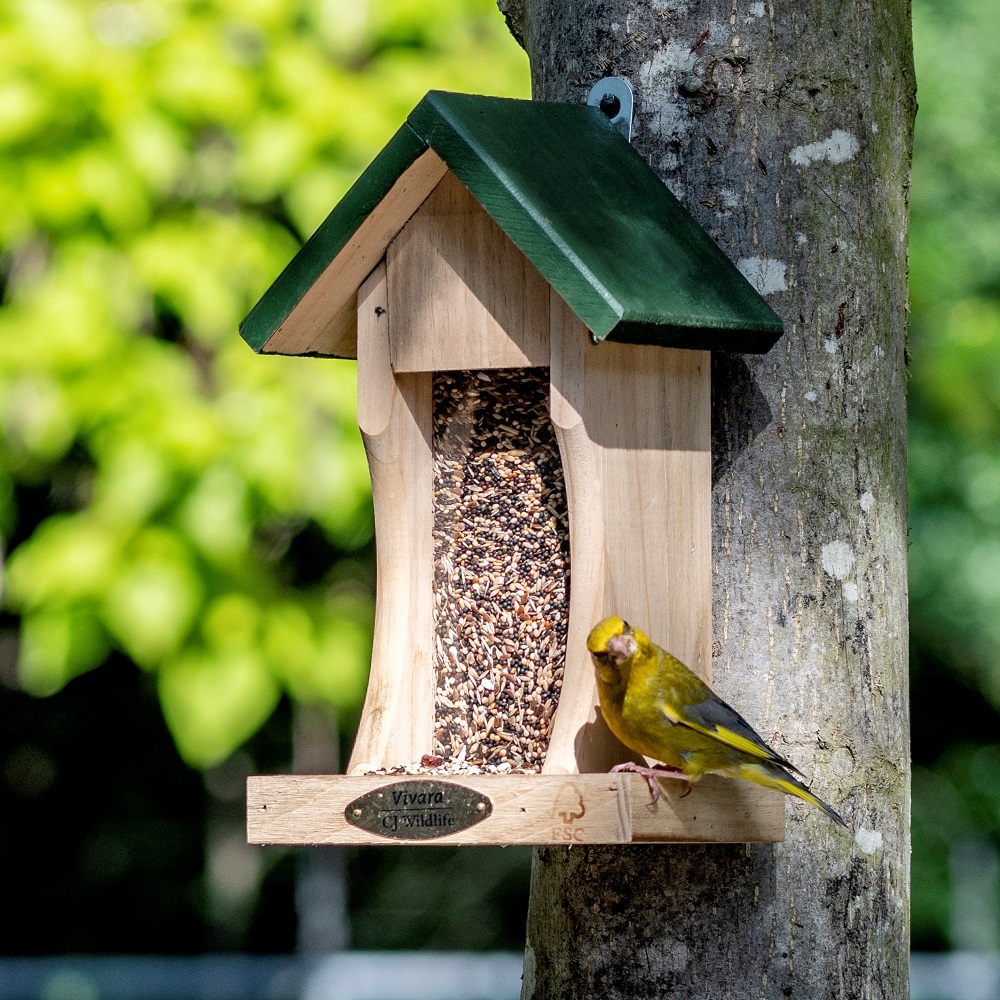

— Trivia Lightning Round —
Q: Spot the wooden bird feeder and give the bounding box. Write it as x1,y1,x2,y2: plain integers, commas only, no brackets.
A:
242,91,785,846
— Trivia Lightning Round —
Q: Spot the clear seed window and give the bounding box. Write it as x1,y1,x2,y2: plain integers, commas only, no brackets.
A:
431,369,569,772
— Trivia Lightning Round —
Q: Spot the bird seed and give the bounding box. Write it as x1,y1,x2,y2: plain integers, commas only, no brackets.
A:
428,369,569,772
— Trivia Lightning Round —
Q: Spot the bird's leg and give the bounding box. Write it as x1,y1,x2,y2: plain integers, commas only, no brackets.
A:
611,761,692,802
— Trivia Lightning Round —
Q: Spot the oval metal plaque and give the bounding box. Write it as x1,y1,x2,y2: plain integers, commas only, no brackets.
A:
344,780,493,840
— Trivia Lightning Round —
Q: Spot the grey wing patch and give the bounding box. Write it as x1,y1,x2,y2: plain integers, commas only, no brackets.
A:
658,707,679,727
682,694,802,774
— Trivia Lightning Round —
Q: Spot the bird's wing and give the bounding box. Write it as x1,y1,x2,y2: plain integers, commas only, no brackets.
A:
661,686,802,774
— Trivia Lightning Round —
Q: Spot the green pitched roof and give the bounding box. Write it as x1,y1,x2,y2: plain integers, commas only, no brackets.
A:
240,91,783,355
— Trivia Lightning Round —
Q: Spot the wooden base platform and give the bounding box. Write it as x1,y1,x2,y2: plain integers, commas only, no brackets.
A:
247,772,785,846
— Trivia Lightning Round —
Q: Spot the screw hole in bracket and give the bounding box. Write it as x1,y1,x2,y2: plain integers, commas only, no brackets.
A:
599,94,621,118
587,77,634,142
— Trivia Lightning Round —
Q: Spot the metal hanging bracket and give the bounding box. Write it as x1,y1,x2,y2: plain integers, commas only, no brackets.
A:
587,76,634,142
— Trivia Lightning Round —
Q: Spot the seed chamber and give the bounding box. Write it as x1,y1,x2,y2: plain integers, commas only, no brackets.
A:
431,369,569,772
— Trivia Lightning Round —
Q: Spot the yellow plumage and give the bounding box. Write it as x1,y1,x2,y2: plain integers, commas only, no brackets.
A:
587,616,846,826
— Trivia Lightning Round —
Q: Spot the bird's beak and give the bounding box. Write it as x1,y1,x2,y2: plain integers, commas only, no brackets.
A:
606,633,637,665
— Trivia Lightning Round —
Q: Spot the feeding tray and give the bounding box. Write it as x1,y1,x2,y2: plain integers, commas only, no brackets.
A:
242,91,785,846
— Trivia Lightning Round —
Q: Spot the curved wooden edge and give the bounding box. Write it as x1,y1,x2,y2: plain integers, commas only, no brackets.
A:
348,263,434,774
247,773,785,846
544,293,608,774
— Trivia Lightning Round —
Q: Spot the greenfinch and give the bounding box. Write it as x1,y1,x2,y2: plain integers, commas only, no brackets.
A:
587,616,846,826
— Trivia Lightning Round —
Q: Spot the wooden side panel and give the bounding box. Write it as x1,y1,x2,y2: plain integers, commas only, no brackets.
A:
349,263,434,774
586,341,712,681
247,773,784,846
261,150,448,358
387,172,550,372
545,302,713,775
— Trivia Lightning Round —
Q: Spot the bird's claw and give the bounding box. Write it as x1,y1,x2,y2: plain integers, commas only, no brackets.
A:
610,761,692,802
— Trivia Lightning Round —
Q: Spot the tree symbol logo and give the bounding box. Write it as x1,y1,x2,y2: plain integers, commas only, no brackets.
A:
554,783,585,824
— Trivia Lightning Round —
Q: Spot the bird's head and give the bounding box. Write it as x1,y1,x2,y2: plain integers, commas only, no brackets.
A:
587,616,639,684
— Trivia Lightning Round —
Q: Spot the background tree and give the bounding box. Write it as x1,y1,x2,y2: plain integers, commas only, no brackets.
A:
501,2,914,997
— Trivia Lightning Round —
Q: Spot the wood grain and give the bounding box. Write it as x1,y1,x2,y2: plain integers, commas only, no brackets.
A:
387,171,550,372
586,341,712,681
544,296,712,774
247,772,784,846
261,150,448,358
349,262,434,773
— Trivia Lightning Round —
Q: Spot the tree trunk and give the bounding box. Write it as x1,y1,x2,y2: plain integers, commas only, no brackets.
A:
504,2,915,998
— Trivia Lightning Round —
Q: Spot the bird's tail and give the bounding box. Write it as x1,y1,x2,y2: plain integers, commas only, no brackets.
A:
736,760,847,828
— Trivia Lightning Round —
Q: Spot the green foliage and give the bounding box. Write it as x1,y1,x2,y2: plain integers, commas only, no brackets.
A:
909,0,1000,691
0,0,529,767
909,0,1000,949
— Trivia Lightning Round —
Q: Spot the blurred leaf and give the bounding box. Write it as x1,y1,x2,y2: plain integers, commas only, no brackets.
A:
179,466,250,564
7,515,119,608
18,605,111,695
103,527,204,666
158,646,280,769
263,599,372,709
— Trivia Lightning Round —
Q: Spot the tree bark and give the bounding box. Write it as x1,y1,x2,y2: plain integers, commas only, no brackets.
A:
507,3,915,998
